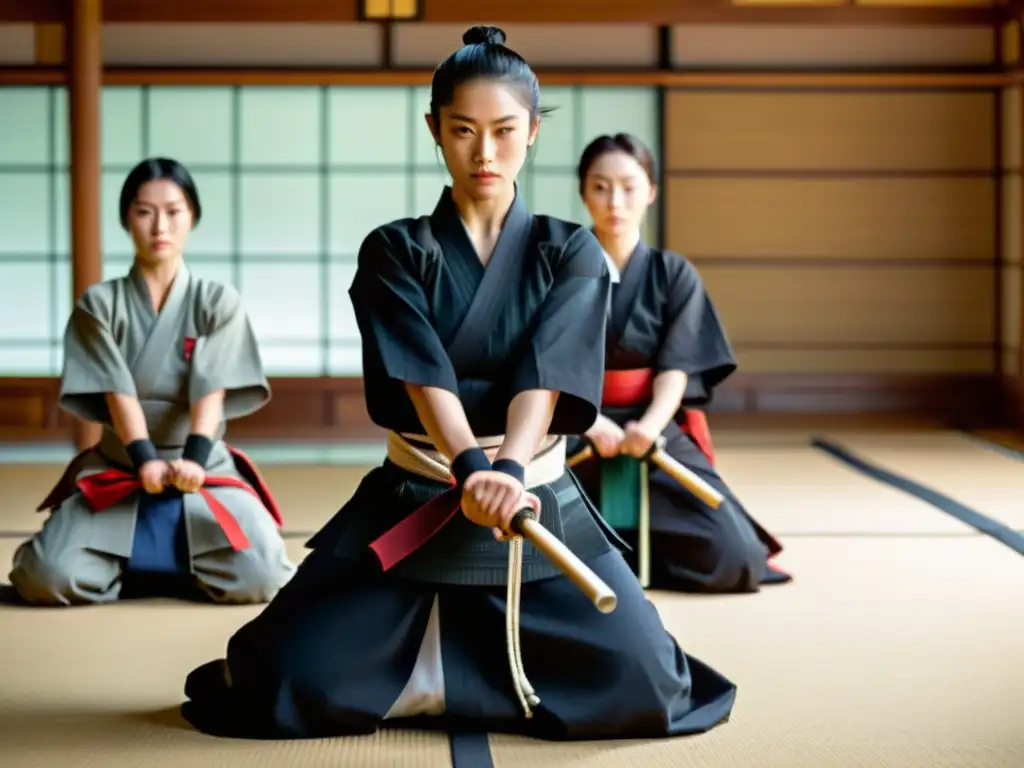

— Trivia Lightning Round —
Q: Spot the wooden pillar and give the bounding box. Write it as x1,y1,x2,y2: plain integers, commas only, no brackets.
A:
68,0,103,450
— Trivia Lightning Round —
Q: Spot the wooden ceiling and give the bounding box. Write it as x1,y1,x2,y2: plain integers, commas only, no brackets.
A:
0,0,1004,25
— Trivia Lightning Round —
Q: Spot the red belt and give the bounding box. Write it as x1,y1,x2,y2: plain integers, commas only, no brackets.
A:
369,479,463,572
602,368,716,466
77,469,254,551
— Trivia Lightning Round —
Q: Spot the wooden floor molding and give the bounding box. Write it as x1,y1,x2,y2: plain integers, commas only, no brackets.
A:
1002,375,1024,431
0,373,1006,442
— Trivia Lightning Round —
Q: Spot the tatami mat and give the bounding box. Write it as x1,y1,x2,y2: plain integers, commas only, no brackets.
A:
495,544,1024,767
713,444,976,536
824,431,1024,530
1,430,1022,767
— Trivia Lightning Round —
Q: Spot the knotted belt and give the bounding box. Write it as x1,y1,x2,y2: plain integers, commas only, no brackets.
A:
602,367,716,465
376,431,567,719
75,468,255,551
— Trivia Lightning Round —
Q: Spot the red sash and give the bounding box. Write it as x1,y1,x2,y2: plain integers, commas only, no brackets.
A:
369,480,463,572
602,368,716,466
36,443,284,552
76,469,254,551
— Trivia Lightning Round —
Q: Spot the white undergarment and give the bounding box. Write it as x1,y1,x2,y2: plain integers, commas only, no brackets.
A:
384,594,446,719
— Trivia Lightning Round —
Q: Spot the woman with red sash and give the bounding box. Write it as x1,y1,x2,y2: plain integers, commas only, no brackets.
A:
569,133,790,594
5,158,295,606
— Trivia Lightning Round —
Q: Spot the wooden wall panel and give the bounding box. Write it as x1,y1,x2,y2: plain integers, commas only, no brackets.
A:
663,86,998,379
731,348,995,373
666,176,994,261
38,21,666,69
391,23,658,68
97,22,662,69
101,23,382,66
666,92,994,171
1003,86,1022,172
1003,21,1020,67
698,263,994,342
1001,85,1022,383
33,22,63,64
670,24,994,68
0,22,33,63
855,0,995,7
1002,264,1022,372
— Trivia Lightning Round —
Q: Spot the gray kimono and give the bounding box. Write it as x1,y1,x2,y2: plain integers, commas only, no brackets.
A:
8,264,297,606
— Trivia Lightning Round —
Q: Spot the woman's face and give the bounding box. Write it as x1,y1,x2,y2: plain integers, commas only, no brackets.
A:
127,179,194,265
428,79,539,203
581,150,656,240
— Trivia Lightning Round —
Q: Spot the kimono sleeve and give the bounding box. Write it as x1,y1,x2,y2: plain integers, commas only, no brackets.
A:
657,259,738,405
509,227,611,434
59,286,137,424
349,227,459,396
189,282,270,420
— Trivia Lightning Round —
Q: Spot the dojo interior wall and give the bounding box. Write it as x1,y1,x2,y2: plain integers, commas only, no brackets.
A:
0,15,1019,439
0,23,660,384
664,25,1001,391
1004,84,1022,379
1001,21,1024,425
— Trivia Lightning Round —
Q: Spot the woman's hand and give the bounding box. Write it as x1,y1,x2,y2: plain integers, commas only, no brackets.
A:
461,469,524,527
167,459,206,493
492,490,542,542
462,475,541,542
138,460,171,495
620,420,661,459
461,470,543,540
584,414,626,458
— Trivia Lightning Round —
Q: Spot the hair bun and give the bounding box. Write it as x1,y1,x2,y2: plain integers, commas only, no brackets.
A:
462,25,506,46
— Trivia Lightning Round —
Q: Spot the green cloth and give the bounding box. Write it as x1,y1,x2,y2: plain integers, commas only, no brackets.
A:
599,455,643,531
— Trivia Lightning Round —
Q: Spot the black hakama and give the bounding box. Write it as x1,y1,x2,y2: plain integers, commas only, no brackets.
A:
571,242,790,594
181,188,737,740
182,538,735,740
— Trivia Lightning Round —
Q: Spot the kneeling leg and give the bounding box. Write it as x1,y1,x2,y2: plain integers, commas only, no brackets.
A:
182,549,437,739
648,479,769,593
8,520,122,606
187,490,298,605
191,535,296,606
438,548,737,740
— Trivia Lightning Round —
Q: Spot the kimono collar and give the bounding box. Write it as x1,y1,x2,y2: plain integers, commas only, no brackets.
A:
128,261,191,318
590,229,649,285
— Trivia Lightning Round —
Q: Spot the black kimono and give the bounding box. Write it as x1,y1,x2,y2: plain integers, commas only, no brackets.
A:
179,189,736,741
567,242,790,594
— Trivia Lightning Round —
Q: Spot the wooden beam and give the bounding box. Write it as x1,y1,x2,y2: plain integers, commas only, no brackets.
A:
415,0,998,25
0,67,64,84
68,0,103,451
0,67,1012,88
0,374,1004,442
0,0,64,22
1020,86,1024,379
101,0,360,22
995,21,1005,385
0,0,1000,25
92,70,1020,89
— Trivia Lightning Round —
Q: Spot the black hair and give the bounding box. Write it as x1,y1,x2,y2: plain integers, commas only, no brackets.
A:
118,157,201,230
577,133,658,195
429,25,551,130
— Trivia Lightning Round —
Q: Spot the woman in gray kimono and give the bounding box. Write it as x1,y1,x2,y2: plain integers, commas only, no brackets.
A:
7,158,297,606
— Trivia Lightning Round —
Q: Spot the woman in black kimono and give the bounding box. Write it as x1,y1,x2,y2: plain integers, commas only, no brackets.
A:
180,27,736,742
569,132,792,594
